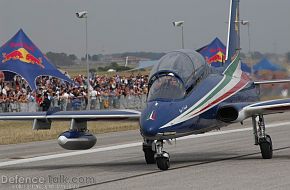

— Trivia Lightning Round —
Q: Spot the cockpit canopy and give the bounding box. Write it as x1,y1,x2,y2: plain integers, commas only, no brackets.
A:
148,73,185,101
148,50,208,101
149,50,207,87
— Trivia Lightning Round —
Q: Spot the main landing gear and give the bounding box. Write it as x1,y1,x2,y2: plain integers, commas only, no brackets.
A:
252,115,273,159
143,140,170,170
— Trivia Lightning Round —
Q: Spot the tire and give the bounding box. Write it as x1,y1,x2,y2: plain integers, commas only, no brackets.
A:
143,146,156,164
259,135,273,159
156,157,170,171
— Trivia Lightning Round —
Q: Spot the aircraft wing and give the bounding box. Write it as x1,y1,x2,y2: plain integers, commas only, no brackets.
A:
0,109,141,130
254,79,290,85
218,99,290,123
242,99,290,117
0,109,141,120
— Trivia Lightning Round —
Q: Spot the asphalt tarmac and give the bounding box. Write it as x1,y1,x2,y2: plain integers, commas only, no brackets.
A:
1,113,290,190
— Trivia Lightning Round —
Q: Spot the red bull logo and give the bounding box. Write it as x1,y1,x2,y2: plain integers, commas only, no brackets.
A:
206,51,225,64
2,48,44,68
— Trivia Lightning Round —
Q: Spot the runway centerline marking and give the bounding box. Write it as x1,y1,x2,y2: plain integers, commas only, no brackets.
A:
0,121,290,168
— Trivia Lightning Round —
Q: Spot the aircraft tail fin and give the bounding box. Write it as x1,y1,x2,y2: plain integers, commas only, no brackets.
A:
223,0,242,76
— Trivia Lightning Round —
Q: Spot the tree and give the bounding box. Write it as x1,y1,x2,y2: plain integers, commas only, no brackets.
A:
81,54,92,61
110,62,118,68
97,62,131,72
68,54,78,61
91,54,99,61
111,52,165,60
251,51,263,60
46,52,75,66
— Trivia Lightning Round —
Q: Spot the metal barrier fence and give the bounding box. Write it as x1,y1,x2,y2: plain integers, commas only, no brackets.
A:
0,89,287,113
0,95,147,112
1,90,287,113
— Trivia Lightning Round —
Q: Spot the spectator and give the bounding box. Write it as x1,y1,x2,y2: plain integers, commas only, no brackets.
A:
40,93,51,111
0,73,150,112
90,87,97,110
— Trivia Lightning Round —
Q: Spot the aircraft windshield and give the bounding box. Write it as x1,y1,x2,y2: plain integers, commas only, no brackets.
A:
150,50,206,87
148,75,185,101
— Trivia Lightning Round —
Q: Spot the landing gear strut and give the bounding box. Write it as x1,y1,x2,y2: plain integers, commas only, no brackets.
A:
154,140,170,170
143,139,170,170
252,115,273,159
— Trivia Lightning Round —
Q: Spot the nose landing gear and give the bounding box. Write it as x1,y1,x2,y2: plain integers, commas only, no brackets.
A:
154,141,170,170
143,139,170,170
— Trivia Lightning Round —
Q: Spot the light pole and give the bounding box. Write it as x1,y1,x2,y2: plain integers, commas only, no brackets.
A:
240,20,253,75
173,21,184,49
240,20,251,54
76,11,91,110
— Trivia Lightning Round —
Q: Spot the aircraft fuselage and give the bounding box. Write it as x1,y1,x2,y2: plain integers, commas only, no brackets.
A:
140,58,259,140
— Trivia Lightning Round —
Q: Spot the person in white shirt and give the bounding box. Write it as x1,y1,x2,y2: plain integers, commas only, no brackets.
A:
90,88,97,110
61,90,69,111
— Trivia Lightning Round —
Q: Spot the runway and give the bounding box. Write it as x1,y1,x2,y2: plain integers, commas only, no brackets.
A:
1,113,290,190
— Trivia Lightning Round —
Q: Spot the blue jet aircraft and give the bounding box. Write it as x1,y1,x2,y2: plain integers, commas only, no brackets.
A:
1,0,290,170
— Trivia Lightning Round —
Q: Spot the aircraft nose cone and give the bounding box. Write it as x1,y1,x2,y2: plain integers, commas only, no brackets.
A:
141,126,158,137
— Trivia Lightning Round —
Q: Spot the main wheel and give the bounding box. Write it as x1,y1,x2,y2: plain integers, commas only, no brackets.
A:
156,156,170,171
143,145,156,164
259,135,273,159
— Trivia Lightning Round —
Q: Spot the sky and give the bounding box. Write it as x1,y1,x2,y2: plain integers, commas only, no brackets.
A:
0,0,289,57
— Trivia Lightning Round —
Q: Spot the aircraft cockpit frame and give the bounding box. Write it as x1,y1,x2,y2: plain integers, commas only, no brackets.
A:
148,50,210,101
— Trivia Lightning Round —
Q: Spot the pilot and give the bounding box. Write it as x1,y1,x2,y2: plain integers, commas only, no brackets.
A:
170,78,181,96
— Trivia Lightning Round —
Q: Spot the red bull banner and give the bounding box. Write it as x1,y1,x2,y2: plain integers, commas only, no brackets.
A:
197,37,251,73
0,29,72,90
197,37,226,67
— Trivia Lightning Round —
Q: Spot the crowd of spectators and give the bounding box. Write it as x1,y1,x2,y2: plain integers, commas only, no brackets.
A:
0,73,149,112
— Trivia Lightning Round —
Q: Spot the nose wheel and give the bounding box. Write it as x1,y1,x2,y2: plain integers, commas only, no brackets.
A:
252,115,273,159
143,139,171,170
155,151,170,170
154,140,170,170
